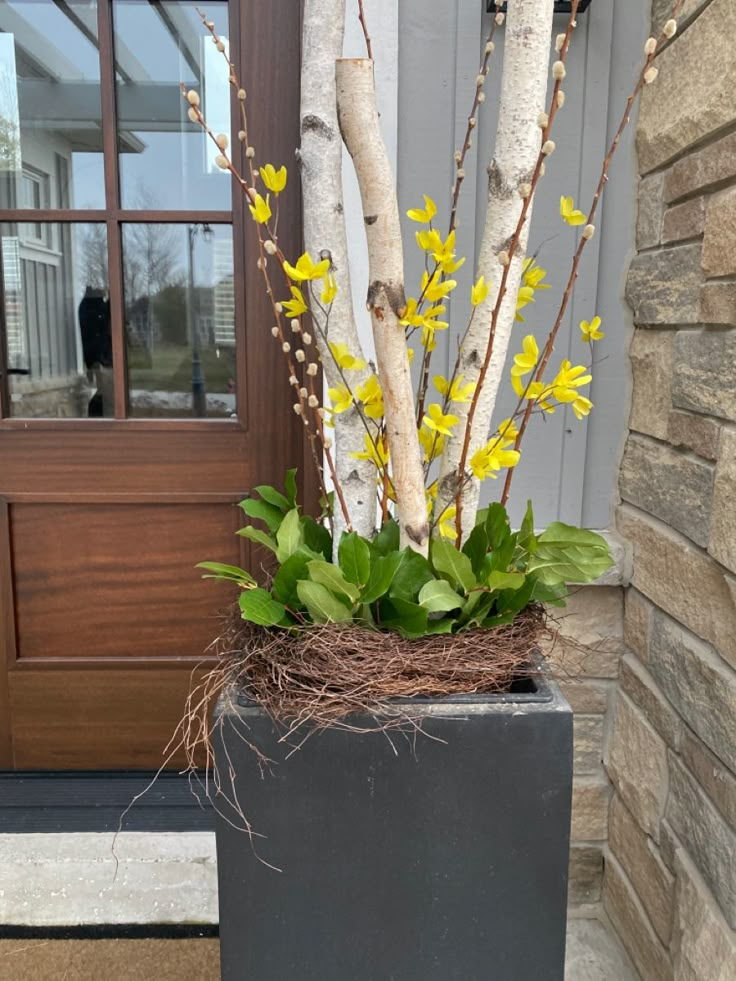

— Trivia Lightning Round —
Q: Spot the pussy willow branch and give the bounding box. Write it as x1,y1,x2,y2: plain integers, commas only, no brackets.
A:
414,11,501,428
185,21,354,531
356,0,372,60
453,0,581,538
499,0,687,506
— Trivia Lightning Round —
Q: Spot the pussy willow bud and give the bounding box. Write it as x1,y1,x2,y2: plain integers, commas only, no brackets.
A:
663,19,677,38
454,151,462,163
557,90,566,109
582,224,595,240
282,342,291,353
205,20,214,29
186,90,200,106
215,154,229,170
308,395,319,408
538,112,549,129
271,326,279,337
469,117,477,129
323,435,333,449
555,33,566,53
293,404,302,415
215,133,228,150
485,40,495,54
498,251,510,267
307,363,318,376
237,88,247,100
290,319,300,333
477,92,486,103
541,140,556,156
216,40,225,52
302,333,312,346
644,66,659,84
644,37,657,55
519,182,532,199
457,168,466,179
274,302,283,313
299,387,308,399
245,147,255,159
476,74,485,87
256,257,266,271
495,12,504,26
540,162,546,177
187,107,199,124
552,61,566,81
264,240,277,256
237,130,246,142
289,375,298,386
295,349,306,363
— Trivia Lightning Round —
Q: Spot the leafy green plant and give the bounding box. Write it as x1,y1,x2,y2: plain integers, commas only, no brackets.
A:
199,471,612,638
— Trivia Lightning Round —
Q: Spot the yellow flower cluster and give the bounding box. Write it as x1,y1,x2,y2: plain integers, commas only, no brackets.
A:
470,419,520,481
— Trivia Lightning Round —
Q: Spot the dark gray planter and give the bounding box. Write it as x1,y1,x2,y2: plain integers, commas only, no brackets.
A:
213,665,573,981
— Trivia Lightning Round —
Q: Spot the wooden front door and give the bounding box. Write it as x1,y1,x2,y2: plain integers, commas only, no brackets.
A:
0,0,305,769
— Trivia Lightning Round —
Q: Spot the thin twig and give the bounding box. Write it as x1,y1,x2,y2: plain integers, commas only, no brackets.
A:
357,0,373,60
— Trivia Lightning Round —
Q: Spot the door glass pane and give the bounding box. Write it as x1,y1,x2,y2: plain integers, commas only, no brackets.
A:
123,222,236,418
114,0,231,211
1,221,113,417
0,0,105,209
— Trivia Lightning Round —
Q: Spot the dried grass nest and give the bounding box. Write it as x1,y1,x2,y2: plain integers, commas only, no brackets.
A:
206,602,554,732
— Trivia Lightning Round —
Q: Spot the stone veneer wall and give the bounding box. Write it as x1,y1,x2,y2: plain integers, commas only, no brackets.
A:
604,0,736,977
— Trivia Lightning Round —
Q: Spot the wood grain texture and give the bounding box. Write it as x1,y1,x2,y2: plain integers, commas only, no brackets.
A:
10,503,241,660
9,667,213,768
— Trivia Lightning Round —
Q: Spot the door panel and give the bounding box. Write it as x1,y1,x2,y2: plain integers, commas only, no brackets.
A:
0,0,307,769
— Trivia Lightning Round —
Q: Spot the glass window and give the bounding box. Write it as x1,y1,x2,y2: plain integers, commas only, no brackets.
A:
114,0,231,211
1,221,113,417
122,222,235,418
0,1,105,209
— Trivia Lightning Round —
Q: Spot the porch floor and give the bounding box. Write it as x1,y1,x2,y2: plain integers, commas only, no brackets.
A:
0,917,638,980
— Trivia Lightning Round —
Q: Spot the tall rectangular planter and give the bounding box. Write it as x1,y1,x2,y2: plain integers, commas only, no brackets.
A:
214,670,573,980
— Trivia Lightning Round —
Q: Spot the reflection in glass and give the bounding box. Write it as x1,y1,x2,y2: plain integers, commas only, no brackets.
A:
123,223,236,418
0,1,105,210
1,222,113,417
114,0,231,211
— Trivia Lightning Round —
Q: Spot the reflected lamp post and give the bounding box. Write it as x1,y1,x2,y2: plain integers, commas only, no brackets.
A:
187,222,213,417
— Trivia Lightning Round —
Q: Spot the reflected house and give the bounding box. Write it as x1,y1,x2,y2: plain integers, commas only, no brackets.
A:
0,0,236,420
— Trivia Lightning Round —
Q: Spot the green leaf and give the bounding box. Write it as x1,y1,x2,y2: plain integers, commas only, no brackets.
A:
460,591,495,628
196,561,256,587
284,469,298,508
240,498,285,533
239,588,288,626
462,523,489,577
528,523,613,585
486,570,527,592
271,551,311,605
237,525,278,556
486,502,512,550
254,485,291,512
379,597,429,637
361,551,404,605
302,516,332,561
418,579,464,614
480,612,516,629
296,580,353,623
338,532,371,587
425,617,455,635
307,560,360,605
532,579,569,606
431,540,477,594
372,518,400,556
276,508,303,562
484,533,517,574
389,549,434,602
517,500,536,555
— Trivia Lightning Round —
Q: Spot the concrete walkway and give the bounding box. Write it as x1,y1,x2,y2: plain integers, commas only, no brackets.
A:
566,917,640,981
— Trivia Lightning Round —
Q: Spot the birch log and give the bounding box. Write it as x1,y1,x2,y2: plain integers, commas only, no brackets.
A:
336,58,429,556
300,0,376,545
437,0,555,537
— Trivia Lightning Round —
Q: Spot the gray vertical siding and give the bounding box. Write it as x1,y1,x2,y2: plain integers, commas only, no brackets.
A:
397,0,643,529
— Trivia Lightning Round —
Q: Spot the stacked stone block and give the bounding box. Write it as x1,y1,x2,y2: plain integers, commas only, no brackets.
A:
607,1,736,976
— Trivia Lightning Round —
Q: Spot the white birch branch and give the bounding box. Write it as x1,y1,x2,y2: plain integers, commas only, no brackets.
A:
336,58,429,556
300,0,376,546
437,0,555,536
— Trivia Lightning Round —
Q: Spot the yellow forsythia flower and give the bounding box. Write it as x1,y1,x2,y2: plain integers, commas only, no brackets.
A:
259,164,287,194
329,342,367,372
407,194,437,224
281,286,307,318
321,272,337,305
434,374,476,403
470,437,520,481
352,433,389,468
327,383,353,415
560,195,587,226
552,360,593,403
356,374,384,419
249,193,271,224
511,335,539,381
419,426,445,464
471,275,490,307
580,316,604,341
572,395,594,420
283,252,331,282
421,270,457,303
437,505,458,541
422,403,460,437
